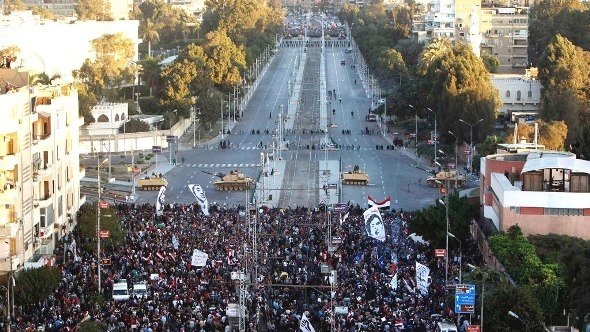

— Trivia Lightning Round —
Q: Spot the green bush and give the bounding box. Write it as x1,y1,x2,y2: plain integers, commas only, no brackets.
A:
137,159,145,164
145,156,152,161
14,266,61,306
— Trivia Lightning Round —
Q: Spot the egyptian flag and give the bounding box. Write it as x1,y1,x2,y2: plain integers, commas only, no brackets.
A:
368,195,391,209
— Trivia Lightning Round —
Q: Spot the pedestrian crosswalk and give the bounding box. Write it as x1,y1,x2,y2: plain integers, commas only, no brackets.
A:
229,145,375,151
181,163,262,168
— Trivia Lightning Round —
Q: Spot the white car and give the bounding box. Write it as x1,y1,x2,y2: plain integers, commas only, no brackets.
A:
133,283,149,299
112,281,130,301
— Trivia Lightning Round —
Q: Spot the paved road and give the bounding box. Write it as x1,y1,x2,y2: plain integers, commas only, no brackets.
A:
135,40,439,211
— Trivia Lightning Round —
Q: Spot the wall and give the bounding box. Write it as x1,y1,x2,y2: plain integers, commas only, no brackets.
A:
79,118,192,154
490,75,541,115
501,206,590,239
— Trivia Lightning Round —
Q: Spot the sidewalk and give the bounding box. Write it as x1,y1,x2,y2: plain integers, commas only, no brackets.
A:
382,132,435,171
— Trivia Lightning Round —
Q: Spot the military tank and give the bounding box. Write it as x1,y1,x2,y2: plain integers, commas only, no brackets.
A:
137,175,168,190
341,165,369,185
203,170,254,191
426,171,466,188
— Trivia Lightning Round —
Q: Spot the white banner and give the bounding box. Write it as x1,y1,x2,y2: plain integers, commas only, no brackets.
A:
191,249,208,267
299,314,316,332
172,235,179,250
363,206,386,242
390,273,398,290
156,186,166,216
339,212,349,226
188,184,210,216
415,261,430,296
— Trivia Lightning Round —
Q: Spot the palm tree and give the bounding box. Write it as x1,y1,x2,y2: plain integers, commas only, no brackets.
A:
142,19,160,58
29,72,62,85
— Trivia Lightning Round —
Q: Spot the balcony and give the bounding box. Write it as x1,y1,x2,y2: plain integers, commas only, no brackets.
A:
32,133,51,145
0,154,18,171
34,193,52,208
36,162,53,177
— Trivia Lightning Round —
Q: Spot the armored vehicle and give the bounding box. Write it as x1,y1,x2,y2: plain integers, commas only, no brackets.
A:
341,165,369,185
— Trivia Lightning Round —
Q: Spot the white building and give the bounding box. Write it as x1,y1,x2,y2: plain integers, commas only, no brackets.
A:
0,69,84,273
0,11,140,81
168,0,206,17
81,102,129,137
22,0,133,20
490,69,541,119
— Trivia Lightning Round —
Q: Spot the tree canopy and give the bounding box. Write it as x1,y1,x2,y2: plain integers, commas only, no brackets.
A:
504,120,568,150
75,0,113,21
415,39,502,145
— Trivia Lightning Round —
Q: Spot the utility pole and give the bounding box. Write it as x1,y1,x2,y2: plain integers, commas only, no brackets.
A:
96,158,108,295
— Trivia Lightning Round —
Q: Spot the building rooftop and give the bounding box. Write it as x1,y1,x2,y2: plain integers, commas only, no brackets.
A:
522,157,590,175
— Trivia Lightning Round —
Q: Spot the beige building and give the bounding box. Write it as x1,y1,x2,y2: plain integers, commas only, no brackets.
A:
0,69,84,272
21,0,133,20
480,7,529,72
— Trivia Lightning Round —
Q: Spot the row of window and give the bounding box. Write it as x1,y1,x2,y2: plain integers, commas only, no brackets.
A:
505,90,533,99
511,207,585,216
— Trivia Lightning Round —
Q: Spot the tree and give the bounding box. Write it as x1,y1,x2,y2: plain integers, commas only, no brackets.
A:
416,39,502,145
481,53,500,73
484,285,545,331
504,120,568,150
141,19,160,58
76,203,125,252
571,116,590,160
480,135,503,157
408,194,478,247
121,118,150,133
30,6,56,20
13,266,61,306
159,59,197,114
75,83,97,125
0,45,20,68
74,33,136,99
138,57,161,97
528,0,586,66
538,35,590,141
2,0,26,14
30,72,61,85
202,30,246,87
75,0,113,21
560,244,590,328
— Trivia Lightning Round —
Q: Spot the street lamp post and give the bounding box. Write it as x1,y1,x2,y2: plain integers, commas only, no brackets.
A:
448,131,459,188
448,232,462,283
436,161,449,287
427,108,437,166
96,158,108,295
220,99,228,140
459,118,483,175
408,104,418,149
508,310,529,332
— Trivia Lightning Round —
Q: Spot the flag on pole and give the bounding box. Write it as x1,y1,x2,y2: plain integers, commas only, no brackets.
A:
363,206,386,242
299,314,316,332
415,261,430,296
188,184,210,216
368,195,391,209
339,212,349,225
390,273,398,290
156,186,166,216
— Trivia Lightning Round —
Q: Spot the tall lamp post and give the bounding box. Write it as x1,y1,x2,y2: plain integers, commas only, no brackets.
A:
220,99,228,140
408,104,418,149
427,108,437,166
459,118,483,175
96,158,108,295
448,131,459,188
508,310,529,332
448,232,462,283
436,149,450,286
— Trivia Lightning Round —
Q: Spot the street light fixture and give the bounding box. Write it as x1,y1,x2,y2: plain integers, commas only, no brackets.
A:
448,130,459,188
96,158,108,295
448,232,462,283
408,104,418,149
508,310,529,332
459,118,483,175
427,108,437,166
220,99,228,140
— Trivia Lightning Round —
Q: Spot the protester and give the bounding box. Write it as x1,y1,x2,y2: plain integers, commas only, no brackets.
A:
10,202,480,331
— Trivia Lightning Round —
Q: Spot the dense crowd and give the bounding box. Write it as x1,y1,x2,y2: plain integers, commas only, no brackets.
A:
6,202,480,331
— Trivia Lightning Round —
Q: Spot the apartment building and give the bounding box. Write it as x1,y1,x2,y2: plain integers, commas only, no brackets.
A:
0,11,140,82
480,144,590,239
480,7,529,72
0,69,84,273
22,0,133,20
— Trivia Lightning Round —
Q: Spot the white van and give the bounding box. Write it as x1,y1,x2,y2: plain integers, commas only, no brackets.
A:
436,321,458,332
133,283,149,299
112,281,130,301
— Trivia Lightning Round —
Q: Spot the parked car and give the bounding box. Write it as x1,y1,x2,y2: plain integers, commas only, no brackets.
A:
133,282,149,299
112,280,130,301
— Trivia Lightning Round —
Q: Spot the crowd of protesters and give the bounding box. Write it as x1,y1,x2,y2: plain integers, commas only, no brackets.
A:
6,202,481,331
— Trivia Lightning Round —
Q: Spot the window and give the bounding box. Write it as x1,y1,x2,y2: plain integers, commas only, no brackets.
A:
544,208,583,216
528,90,532,98
506,90,511,98
58,196,63,217
516,91,522,100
